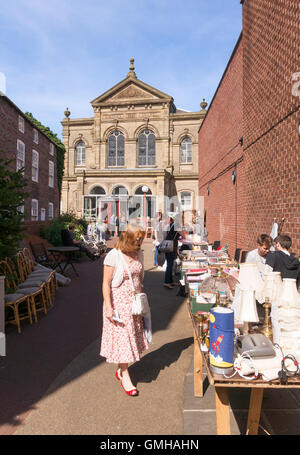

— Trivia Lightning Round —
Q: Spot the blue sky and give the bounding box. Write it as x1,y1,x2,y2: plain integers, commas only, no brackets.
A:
0,0,242,139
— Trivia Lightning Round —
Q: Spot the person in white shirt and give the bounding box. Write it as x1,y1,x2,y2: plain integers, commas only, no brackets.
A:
246,233,273,275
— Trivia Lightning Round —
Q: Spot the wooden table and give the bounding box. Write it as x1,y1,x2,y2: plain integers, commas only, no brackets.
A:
48,246,80,277
188,301,300,435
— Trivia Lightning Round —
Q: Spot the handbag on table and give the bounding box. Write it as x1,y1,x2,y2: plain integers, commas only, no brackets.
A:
119,251,150,316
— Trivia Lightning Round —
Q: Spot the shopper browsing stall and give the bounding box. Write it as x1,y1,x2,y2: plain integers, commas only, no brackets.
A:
163,215,181,289
265,234,300,280
246,233,273,275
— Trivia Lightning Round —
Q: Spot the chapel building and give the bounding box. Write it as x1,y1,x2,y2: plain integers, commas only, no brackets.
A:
61,59,207,222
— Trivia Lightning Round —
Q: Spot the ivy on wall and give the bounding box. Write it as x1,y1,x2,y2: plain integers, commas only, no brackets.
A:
24,112,65,195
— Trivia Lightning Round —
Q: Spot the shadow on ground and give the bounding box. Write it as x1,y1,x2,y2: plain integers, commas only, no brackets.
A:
0,241,189,433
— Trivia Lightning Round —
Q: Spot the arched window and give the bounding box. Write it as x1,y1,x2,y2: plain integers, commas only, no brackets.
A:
108,130,124,167
89,186,106,195
134,185,152,195
75,141,86,166
112,185,128,196
138,129,155,166
180,136,192,164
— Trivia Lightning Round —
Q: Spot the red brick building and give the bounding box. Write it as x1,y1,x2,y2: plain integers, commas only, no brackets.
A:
0,94,59,235
198,0,300,257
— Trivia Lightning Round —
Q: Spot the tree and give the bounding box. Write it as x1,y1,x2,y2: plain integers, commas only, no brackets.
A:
0,153,29,259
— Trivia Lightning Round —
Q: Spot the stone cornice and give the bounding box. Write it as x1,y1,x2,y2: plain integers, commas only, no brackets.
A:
65,168,169,179
170,111,206,121
61,118,94,126
172,173,199,180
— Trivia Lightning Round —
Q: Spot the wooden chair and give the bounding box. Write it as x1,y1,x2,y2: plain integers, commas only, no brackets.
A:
29,242,57,269
0,260,33,334
22,248,57,307
16,252,48,321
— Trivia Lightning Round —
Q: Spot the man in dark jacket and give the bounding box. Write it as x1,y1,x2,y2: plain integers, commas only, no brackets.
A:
163,216,181,289
265,234,300,279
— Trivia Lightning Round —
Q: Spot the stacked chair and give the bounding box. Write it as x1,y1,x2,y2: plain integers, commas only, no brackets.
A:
0,248,57,334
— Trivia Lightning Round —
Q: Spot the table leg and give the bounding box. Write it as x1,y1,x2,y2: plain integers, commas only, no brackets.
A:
49,252,64,274
194,333,203,397
215,387,231,435
246,388,264,435
60,254,79,277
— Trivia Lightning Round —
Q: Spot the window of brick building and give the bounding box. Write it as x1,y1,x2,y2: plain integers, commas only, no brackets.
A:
32,150,39,182
18,115,24,133
75,141,86,166
180,137,192,164
33,128,39,144
48,202,54,220
50,143,55,156
31,199,39,221
138,129,155,166
108,130,124,167
16,139,25,173
49,161,54,187
41,208,46,221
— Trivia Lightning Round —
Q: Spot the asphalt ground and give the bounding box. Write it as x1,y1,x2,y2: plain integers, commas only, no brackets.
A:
1,238,300,438
1,239,194,436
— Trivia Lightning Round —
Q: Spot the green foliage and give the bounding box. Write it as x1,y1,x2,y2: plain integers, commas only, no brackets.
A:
40,211,88,246
0,153,29,259
24,112,65,195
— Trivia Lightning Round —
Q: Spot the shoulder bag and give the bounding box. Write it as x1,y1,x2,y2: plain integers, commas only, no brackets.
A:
158,239,174,253
119,251,150,316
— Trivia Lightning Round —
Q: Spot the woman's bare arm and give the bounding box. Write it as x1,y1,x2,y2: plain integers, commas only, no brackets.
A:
102,265,114,320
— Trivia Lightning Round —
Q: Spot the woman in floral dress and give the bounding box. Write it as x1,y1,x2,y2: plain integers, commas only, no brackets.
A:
100,224,149,396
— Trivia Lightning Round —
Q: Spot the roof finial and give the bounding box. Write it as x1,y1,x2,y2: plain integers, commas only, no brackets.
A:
64,107,71,118
127,58,137,78
200,98,207,112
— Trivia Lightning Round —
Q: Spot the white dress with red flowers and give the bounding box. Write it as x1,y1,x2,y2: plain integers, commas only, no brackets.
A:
100,252,149,364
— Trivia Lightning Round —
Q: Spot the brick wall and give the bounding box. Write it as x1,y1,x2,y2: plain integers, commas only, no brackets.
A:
198,35,245,258
0,95,59,236
198,1,300,257
242,0,300,253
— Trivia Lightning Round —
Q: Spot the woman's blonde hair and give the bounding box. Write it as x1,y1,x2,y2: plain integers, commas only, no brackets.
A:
115,223,146,254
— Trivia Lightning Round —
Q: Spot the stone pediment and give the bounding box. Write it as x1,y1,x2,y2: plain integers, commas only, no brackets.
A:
110,84,157,101
91,76,173,107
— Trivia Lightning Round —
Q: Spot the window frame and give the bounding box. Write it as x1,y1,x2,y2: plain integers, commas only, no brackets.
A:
50,143,55,156
180,136,193,164
40,208,46,221
75,141,86,166
16,139,25,173
33,128,39,144
180,191,193,211
31,199,39,221
137,129,156,167
32,149,39,182
18,115,25,133
49,160,54,188
107,130,125,167
48,202,54,220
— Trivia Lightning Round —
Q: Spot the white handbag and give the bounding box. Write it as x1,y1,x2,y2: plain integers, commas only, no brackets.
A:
119,251,150,316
